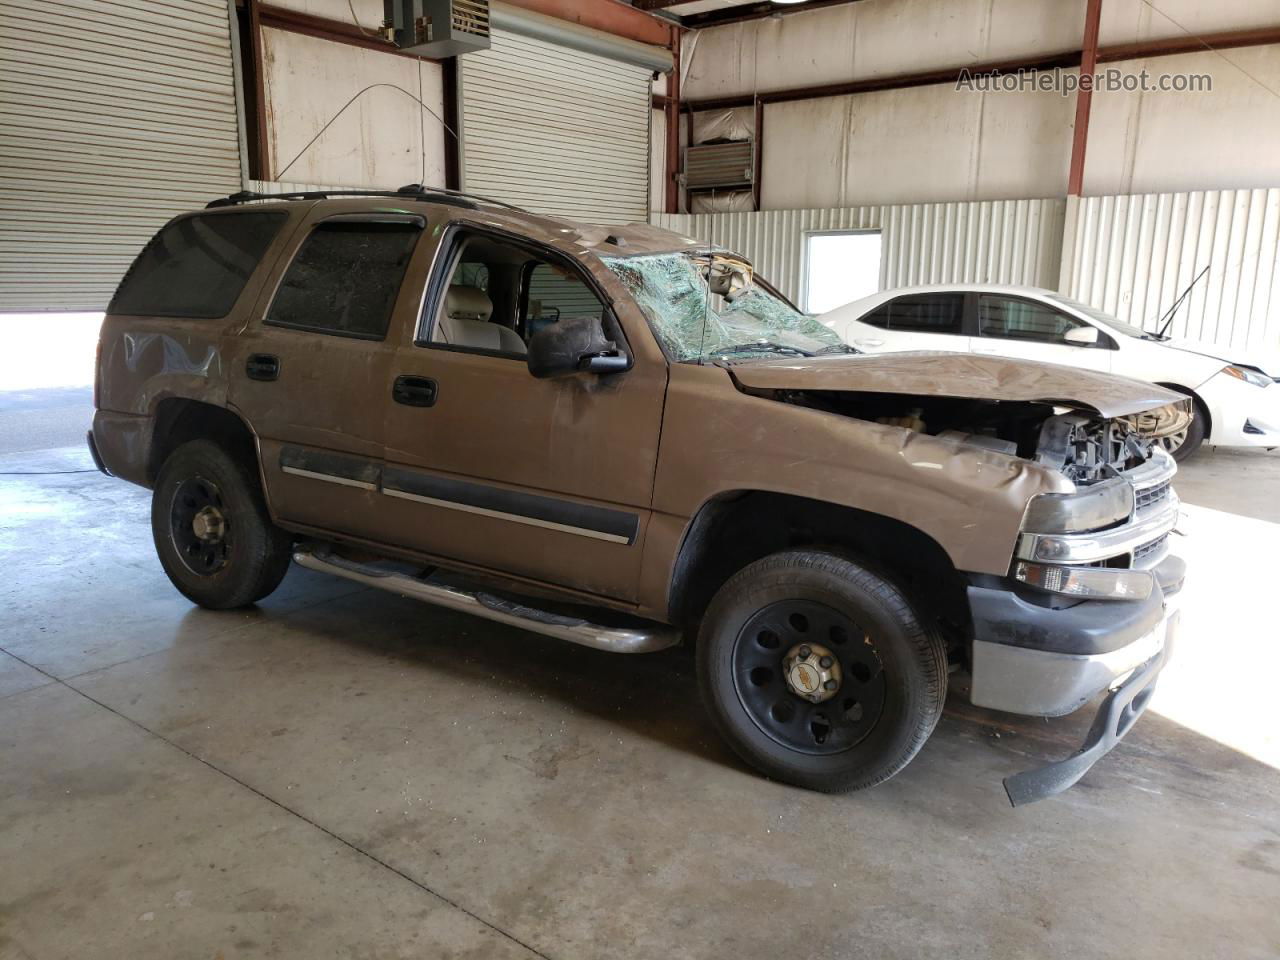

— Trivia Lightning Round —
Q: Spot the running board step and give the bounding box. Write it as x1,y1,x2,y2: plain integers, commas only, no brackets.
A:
293,548,680,654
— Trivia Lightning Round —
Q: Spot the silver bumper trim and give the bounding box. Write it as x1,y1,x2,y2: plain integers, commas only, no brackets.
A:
970,612,1170,717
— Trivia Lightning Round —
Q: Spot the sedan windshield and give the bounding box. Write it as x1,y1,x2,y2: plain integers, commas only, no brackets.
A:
603,252,852,362
1048,293,1162,340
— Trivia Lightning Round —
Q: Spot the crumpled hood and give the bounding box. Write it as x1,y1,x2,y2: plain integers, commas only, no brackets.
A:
727,351,1184,418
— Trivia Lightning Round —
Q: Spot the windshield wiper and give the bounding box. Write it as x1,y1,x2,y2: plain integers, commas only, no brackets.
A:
815,343,859,355
711,341,814,358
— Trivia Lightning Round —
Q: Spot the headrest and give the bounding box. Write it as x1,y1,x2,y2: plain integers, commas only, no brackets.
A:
446,285,492,322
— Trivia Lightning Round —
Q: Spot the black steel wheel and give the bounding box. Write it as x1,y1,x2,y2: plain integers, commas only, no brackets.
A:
168,475,232,576
151,439,292,609
732,599,887,756
698,550,947,793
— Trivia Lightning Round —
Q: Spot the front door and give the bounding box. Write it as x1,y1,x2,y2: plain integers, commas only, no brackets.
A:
970,293,1114,371
372,225,666,603
228,210,427,540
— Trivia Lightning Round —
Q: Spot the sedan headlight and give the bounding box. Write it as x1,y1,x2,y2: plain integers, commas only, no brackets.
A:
1014,561,1154,601
1223,365,1272,388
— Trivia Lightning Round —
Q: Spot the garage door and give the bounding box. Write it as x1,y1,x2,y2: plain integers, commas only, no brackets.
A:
459,28,651,224
0,0,242,311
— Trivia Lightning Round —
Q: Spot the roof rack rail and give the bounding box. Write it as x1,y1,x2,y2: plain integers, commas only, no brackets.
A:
206,183,529,213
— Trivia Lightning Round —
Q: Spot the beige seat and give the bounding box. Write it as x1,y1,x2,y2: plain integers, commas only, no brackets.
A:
437,285,526,355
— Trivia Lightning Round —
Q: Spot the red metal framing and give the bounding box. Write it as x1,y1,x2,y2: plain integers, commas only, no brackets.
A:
1068,0,1104,196
665,37,681,214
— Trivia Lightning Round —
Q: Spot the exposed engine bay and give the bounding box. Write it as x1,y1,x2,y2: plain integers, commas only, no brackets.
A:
759,390,1191,484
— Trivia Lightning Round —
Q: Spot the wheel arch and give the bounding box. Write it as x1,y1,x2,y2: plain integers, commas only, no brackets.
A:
1155,382,1212,439
667,490,971,648
148,398,261,485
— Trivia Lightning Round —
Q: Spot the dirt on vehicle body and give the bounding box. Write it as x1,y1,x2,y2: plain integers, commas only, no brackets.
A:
91,186,1188,804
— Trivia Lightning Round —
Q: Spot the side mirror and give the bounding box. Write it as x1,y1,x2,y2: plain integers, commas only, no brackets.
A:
1063,325,1100,346
527,315,629,379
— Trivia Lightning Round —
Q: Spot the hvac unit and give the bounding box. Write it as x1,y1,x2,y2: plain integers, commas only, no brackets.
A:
383,0,491,58
683,140,755,190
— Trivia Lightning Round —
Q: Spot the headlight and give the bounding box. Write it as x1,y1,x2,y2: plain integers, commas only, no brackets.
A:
1014,561,1154,601
1223,365,1271,388
1021,477,1133,534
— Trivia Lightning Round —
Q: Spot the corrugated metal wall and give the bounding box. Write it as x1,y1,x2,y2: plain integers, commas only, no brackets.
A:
0,0,243,311
460,28,651,223
1060,189,1280,352
652,199,1065,306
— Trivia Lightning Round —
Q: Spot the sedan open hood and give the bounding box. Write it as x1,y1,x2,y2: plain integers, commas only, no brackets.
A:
727,351,1183,418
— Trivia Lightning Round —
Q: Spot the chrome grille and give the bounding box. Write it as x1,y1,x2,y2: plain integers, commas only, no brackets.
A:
1132,534,1169,566
1135,479,1172,513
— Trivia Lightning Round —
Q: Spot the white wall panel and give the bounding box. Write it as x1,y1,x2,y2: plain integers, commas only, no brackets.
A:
1099,0,1279,46
261,28,445,188
760,80,1074,209
652,198,1065,305
1060,189,1280,353
1084,47,1280,197
681,0,1080,101
0,0,242,310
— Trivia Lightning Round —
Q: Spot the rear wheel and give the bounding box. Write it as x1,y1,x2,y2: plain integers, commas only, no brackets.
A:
697,550,947,792
151,439,291,609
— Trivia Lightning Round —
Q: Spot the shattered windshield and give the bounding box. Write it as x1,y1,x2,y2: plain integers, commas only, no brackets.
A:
603,252,854,362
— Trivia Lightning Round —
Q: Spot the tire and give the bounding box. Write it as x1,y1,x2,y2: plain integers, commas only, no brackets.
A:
697,550,947,793
1161,396,1207,462
151,439,292,609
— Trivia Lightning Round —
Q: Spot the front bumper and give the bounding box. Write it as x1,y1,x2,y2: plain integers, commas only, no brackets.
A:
967,554,1183,804
1198,370,1280,447
1002,617,1175,806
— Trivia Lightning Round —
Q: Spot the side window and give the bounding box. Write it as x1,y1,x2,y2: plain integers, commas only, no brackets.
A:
267,220,422,340
426,233,608,359
522,262,604,338
109,212,285,319
858,304,891,330
885,293,964,334
979,296,1086,344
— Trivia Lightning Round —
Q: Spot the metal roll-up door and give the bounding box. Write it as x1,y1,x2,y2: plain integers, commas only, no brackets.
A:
459,28,652,225
0,0,243,311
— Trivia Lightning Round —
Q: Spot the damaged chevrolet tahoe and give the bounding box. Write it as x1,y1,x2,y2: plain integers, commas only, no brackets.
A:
91,186,1188,805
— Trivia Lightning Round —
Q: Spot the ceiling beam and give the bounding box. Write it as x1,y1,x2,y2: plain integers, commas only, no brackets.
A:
680,0,868,29
500,0,676,47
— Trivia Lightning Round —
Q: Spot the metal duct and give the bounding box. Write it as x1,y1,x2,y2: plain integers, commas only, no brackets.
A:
489,1,673,73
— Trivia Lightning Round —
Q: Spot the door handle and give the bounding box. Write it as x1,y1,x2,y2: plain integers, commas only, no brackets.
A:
392,375,438,407
854,338,884,348
246,353,280,381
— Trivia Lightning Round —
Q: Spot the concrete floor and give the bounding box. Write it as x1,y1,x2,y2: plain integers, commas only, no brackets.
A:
2,404,1279,958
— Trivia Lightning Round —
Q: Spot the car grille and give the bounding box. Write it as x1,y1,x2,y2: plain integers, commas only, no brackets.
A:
1132,534,1169,566
1135,479,1172,513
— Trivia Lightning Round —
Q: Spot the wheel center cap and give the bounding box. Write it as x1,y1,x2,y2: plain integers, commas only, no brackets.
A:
782,642,841,703
192,506,226,543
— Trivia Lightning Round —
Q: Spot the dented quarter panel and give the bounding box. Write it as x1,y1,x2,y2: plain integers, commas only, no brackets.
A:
637,362,1075,613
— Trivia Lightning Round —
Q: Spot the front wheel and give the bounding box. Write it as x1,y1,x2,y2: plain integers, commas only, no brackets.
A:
1158,394,1207,462
697,551,947,792
151,439,292,609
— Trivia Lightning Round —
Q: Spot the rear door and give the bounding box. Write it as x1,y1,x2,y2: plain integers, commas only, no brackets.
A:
971,293,1114,372
851,292,969,354
228,209,426,540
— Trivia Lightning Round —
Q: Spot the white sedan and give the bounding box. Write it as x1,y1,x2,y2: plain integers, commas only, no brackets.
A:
821,283,1280,460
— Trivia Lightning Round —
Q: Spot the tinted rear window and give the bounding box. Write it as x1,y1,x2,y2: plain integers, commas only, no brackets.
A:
880,293,964,334
266,220,422,340
109,212,285,318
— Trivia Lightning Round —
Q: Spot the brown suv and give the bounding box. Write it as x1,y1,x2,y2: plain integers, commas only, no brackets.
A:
90,186,1188,804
